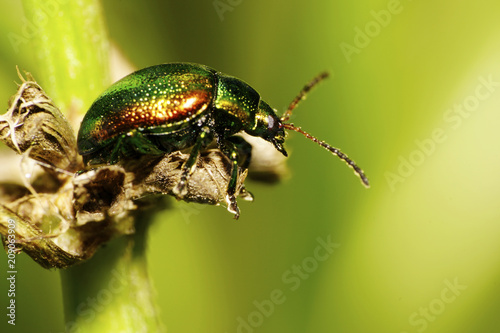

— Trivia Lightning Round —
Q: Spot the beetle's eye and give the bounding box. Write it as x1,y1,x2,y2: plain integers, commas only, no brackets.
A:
267,115,282,134
267,115,275,130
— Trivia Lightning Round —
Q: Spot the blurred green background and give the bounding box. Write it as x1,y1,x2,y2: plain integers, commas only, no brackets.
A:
1,0,500,332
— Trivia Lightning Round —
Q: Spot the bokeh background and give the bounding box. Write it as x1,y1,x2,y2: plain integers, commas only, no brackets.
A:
1,0,500,332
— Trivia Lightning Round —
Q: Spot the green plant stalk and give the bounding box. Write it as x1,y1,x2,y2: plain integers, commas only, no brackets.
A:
20,0,163,331
61,218,163,332
22,0,110,117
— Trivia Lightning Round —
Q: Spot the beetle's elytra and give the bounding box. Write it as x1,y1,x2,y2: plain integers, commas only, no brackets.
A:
77,62,369,218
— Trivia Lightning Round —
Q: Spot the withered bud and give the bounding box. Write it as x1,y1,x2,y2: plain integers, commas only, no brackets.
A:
0,68,80,175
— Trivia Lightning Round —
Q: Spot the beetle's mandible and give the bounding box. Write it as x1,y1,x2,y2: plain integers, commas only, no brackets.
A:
77,63,369,219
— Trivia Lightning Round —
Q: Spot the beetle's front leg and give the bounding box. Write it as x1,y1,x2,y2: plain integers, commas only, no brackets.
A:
219,135,255,219
173,127,210,198
227,136,254,202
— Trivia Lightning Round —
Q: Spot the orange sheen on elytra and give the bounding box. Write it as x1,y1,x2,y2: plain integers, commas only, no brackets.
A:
92,90,211,142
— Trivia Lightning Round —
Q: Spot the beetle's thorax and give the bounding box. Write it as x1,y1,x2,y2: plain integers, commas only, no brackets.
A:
212,73,286,155
213,73,260,131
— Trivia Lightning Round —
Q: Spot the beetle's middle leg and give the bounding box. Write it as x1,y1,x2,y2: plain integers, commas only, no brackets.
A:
173,126,211,198
227,135,252,170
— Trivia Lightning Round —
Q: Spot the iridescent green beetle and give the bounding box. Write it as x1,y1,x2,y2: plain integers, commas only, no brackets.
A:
77,63,369,218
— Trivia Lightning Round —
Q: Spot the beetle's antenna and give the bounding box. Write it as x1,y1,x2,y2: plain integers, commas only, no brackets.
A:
282,123,370,188
280,71,369,187
280,71,329,123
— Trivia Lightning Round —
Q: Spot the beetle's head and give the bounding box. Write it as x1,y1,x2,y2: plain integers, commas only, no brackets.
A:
249,101,288,157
